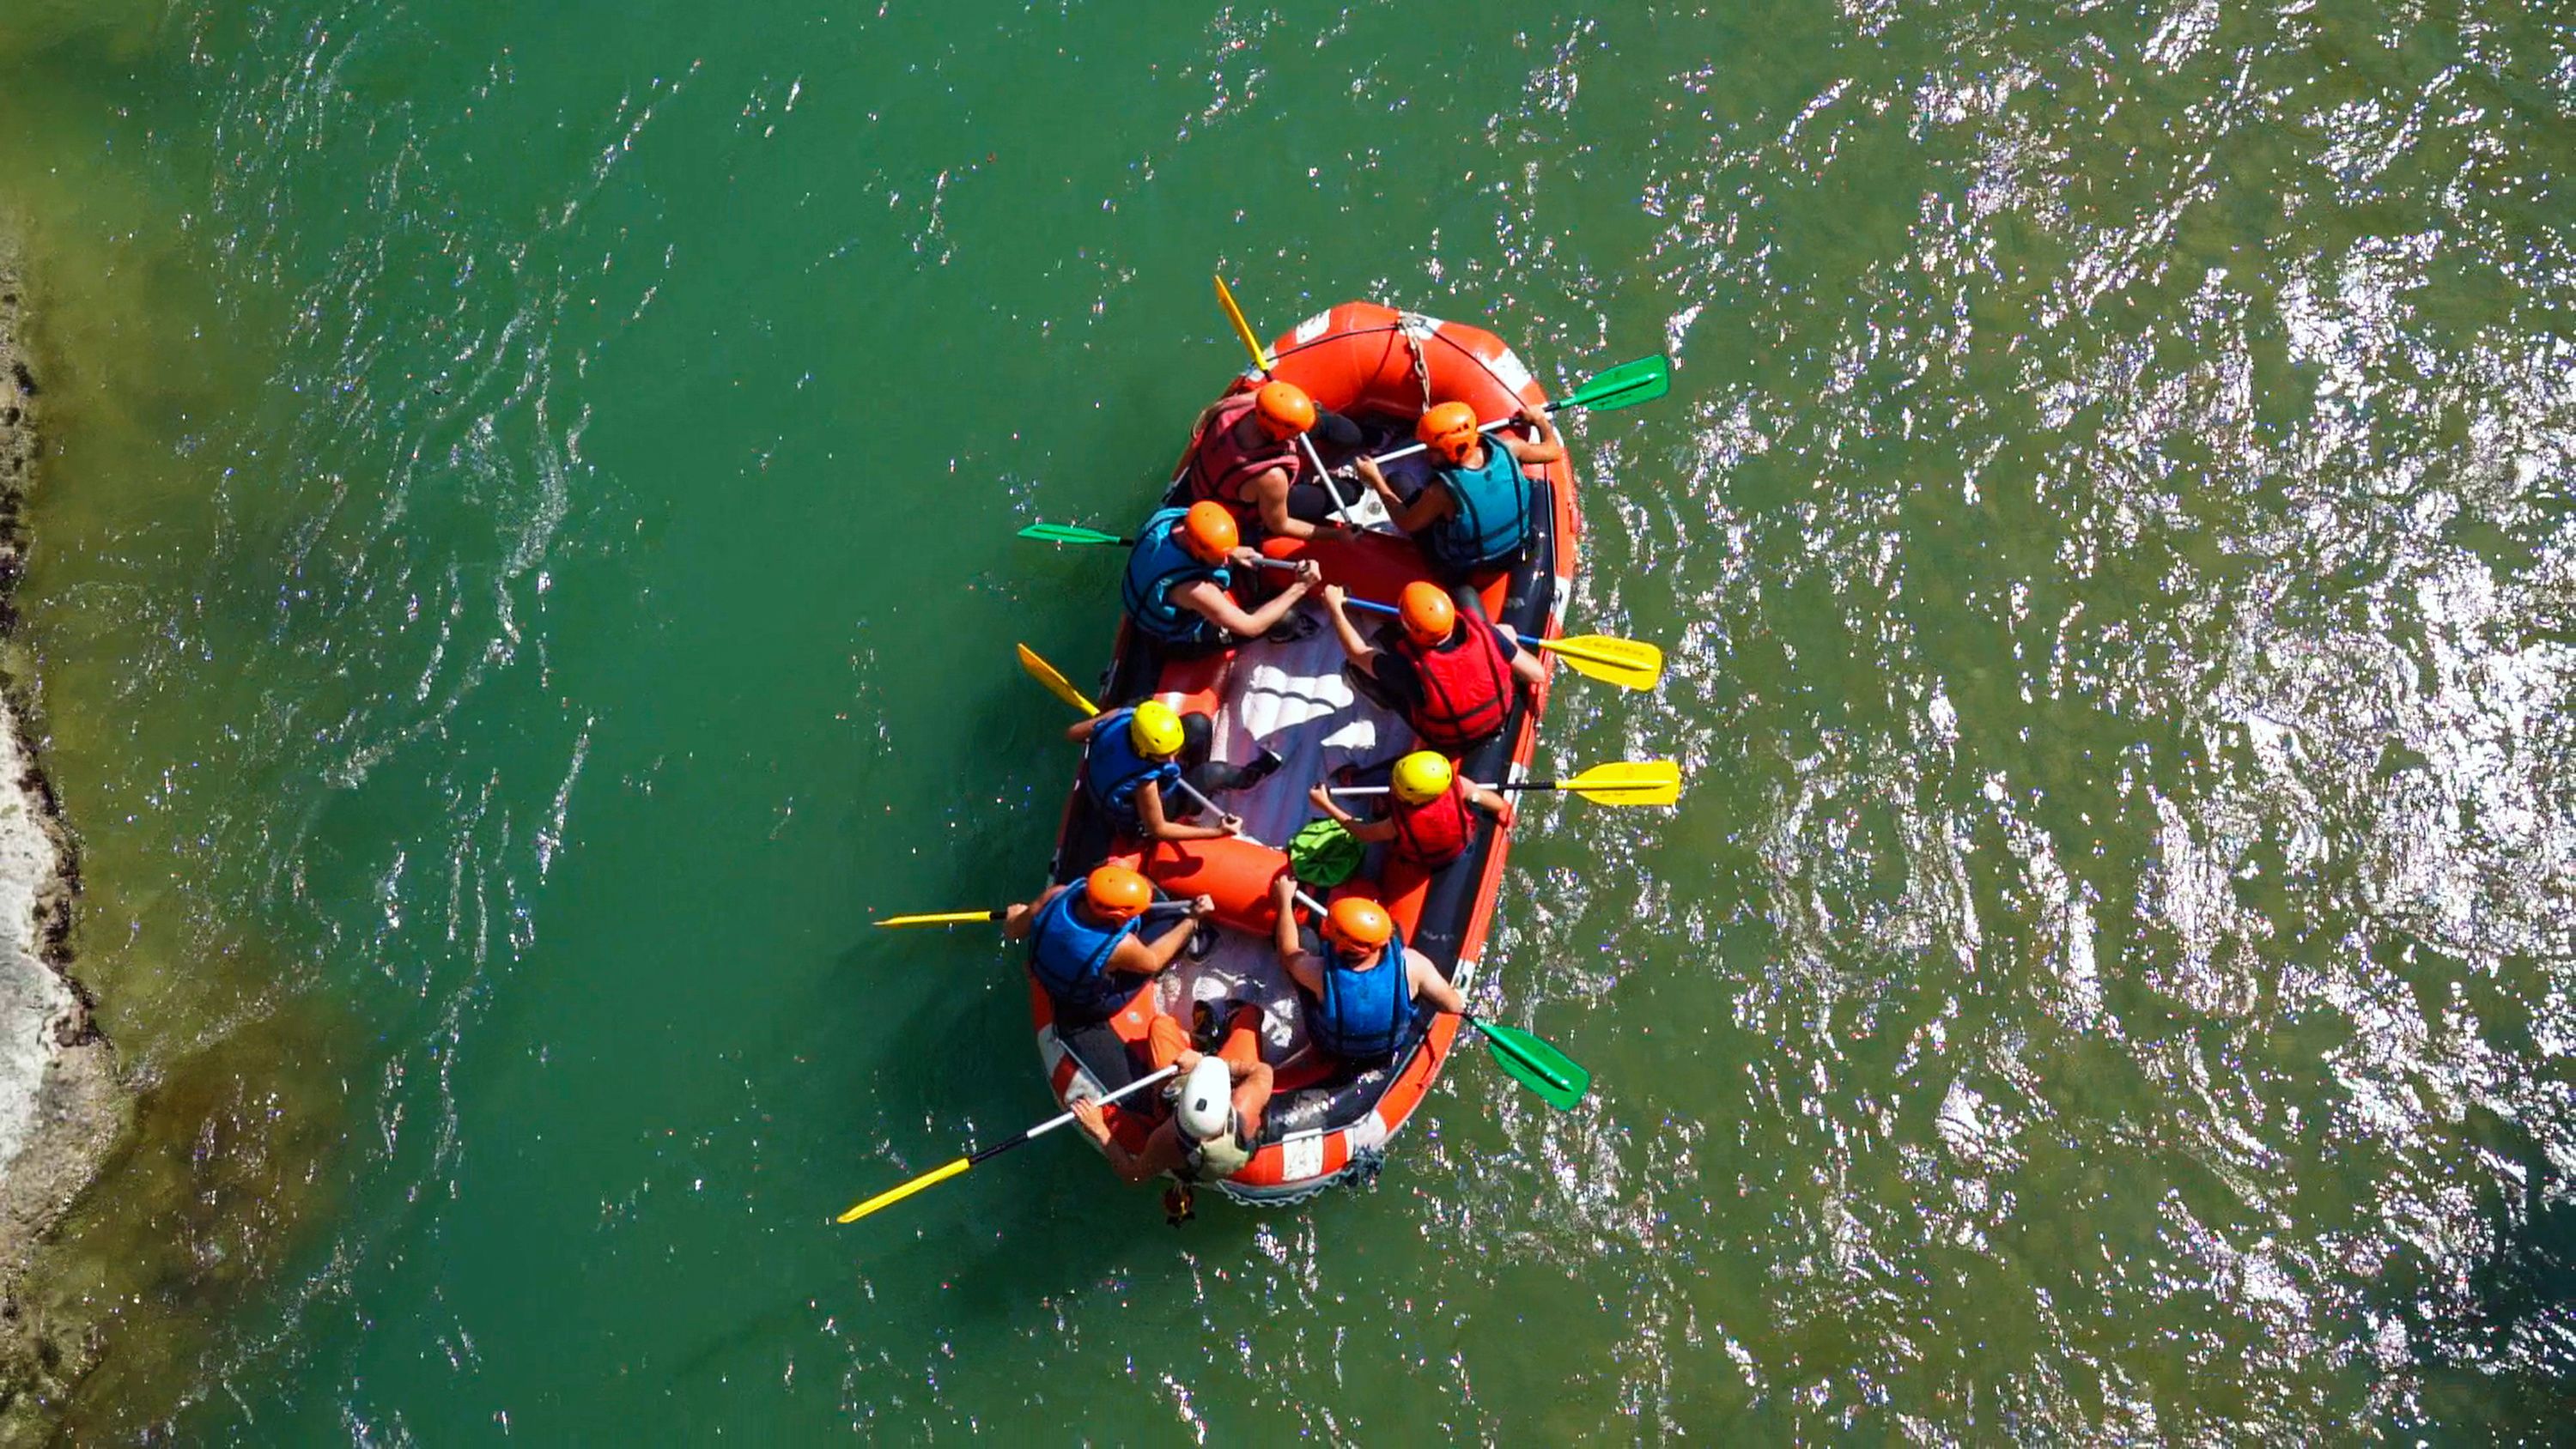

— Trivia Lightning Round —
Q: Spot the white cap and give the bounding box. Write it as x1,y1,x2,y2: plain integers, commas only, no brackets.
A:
1176,1057,1233,1141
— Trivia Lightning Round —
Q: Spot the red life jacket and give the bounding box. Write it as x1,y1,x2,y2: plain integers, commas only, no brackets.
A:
1182,394,1302,514
1391,620,1513,750
1389,778,1473,870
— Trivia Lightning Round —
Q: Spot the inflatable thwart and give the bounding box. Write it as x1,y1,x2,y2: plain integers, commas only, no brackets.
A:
1037,302,1583,1203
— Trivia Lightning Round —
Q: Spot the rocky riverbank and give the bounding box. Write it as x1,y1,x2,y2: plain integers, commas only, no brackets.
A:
0,237,128,1431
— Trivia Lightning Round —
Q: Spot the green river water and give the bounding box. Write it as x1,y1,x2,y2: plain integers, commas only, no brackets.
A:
3,0,2573,1440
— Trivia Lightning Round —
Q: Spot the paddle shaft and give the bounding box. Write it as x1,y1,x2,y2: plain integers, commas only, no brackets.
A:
1364,410,1545,470
837,1064,1182,1223
1168,779,1332,918
1339,595,1540,651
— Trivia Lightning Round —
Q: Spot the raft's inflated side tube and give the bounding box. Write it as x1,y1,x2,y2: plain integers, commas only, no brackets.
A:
1036,301,1582,1203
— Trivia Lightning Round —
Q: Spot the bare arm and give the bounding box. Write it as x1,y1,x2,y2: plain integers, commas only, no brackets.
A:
1505,634,1546,689
1135,777,1234,843
1468,783,1516,830
1270,875,1306,967
1072,1104,1188,1185
1106,906,1206,977
1254,465,1327,541
1408,952,1466,1016
1504,403,1565,466
1173,567,1315,640
1001,882,1067,940
1305,785,1394,844
1318,585,1377,669
1065,713,1103,743
1388,479,1450,536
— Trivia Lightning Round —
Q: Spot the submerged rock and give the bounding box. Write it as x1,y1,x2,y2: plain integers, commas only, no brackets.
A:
0,234,129,1435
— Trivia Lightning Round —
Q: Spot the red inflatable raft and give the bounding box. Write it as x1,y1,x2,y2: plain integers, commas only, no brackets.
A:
1035,301,1582,1203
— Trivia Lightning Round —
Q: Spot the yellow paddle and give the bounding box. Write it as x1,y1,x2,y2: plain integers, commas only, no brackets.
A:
1017,642,1100,717
837,1064,1182,1223
1334,597,1664,693
1212,272,1370,529
875,908,1007,929
1331,760,1681,808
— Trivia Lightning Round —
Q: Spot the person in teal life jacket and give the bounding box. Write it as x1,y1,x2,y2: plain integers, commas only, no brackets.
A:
1177,379,1365,542
1003,864,1214,1028
1304,750,1511,874
1121,500,1321,655
1319,579,1543,754
1065,698,1268,843
1268,880,1462,1068
1352,400,1564,578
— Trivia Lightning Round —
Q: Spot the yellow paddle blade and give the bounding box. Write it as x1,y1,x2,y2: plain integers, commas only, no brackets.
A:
1016,643,1099,717
1534,633,1663,691
1213,273,1274,373
1560,760,1683,807
875,909,1005,929
837,1155,970,1223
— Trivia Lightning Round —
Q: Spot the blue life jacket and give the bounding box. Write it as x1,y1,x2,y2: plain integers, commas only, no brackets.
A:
1426,444,1532,573
1028,883,1142,1022
1313,931,1418,1064
1121,507,1233,646
1082,707,1182,834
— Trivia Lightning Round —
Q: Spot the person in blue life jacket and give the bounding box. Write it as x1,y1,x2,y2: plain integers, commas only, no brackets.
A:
1121,500,1321,654
1351,400,1564,577
1267,876,1463,1067
1066,699,1246,843
1003,864,1215,1028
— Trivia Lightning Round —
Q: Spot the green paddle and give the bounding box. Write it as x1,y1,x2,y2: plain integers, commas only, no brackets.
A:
1364,355,1672,468
1465,1016,1589,1109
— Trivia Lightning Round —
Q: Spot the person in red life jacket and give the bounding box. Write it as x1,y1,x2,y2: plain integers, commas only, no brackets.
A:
1176,380,1362,542
1002,864,1215,1028
1122,500,1321,655
1303,750,1511,872
1351,400,1563,576
1268,882,1461,1068
1319,579,1543,753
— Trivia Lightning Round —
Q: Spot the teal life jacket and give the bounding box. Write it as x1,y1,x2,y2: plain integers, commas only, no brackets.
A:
1082,706,1182,833
1028,883,1142,1023
1313,931,1418,1064
1120,507,1233,646
1425,443,1532,573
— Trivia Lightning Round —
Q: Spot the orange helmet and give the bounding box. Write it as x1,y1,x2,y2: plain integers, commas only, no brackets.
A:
1253,381,1317,440
1397,580,1456,645
1083,864,1153,922
1415,401,1482,465
1178,501,1240,563
1324,897,1394,952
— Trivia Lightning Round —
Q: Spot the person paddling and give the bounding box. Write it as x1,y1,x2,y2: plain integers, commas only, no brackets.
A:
1068,699,1249,843
1177,380,1361,542
1304,750,1510,873
1004,865,1213,1028
1269,881,1461,1068
1352,400,1562,576
1070,1023,1275,1186
1122,500,1321,654
1320,580,1541,753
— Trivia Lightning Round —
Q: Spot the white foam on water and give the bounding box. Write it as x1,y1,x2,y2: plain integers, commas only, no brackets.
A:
0,703,70,1173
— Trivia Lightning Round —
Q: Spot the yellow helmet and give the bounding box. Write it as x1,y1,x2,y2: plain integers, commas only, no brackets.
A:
1128,700,1186,758
1391,750,1455,804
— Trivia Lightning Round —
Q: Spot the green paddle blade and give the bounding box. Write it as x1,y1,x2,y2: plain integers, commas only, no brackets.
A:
1469,1016,1590,1110
1562,355,1669,413
1018,521,1128,546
